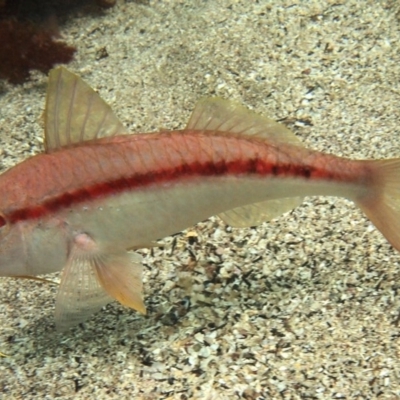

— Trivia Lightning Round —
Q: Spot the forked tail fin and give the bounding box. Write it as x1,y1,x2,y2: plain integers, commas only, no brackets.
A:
356,159,400,252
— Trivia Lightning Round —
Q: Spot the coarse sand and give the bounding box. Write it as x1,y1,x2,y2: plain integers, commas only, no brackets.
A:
1,1,400,398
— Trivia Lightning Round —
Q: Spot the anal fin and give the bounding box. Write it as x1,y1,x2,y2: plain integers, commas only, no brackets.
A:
218,197,304,228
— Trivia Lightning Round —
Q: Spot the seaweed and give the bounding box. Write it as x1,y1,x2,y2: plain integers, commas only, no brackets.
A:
0,0,116,84
0,19,75,83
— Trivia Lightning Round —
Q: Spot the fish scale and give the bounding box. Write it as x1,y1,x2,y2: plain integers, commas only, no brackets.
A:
2,131,365,224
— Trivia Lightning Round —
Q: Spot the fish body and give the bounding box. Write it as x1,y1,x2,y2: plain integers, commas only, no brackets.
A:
0,67,399,330
0,130,370,268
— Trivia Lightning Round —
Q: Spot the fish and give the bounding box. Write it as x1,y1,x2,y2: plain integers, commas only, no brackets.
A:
1,66,400,331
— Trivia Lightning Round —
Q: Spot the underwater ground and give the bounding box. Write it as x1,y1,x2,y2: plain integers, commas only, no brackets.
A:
1,1,400,398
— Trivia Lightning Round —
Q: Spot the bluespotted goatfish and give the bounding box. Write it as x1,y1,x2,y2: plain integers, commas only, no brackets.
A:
0,67,399,330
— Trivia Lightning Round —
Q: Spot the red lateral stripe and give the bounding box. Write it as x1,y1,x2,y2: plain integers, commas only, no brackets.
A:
7,157,336,224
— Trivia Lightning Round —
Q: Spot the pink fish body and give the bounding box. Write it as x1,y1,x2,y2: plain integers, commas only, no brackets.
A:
0,67,399,330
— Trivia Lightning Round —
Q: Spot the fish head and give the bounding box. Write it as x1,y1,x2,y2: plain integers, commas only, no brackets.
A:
0,216,68,277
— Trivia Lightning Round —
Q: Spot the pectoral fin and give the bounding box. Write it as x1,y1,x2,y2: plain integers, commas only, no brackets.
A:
55,251,113,331
55,233,145,331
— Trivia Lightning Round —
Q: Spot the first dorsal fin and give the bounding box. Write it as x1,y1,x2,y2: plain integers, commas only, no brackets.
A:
44,67,126,152
186,97,302,145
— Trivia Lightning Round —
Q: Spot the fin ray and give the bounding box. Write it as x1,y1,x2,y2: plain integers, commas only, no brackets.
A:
218,197,303,227
55,232,146,331
186,98,301,145
94,252,146,314
45,67,126,152
55,252,113,331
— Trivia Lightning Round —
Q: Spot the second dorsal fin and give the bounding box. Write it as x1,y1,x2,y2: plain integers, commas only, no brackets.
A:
44,67,127,152
186,98,301,145
188,98,305,227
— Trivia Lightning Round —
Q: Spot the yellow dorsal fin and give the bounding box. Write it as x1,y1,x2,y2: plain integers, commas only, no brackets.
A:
44,67,126,152
186,98,302,145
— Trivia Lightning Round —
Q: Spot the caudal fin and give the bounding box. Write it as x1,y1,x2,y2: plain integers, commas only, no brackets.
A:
356,159,400,252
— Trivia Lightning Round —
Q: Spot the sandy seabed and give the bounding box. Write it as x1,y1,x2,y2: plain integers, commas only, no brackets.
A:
1,1,400,399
